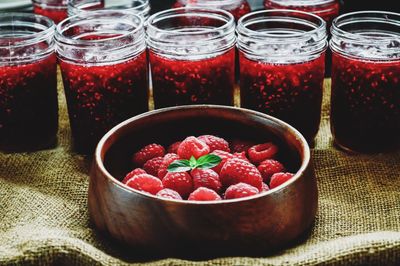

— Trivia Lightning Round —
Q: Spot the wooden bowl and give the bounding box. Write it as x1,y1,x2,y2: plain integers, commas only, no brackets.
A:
89,105,317,257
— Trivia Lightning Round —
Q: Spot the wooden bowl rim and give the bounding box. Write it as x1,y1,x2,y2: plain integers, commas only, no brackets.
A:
94,105,311,205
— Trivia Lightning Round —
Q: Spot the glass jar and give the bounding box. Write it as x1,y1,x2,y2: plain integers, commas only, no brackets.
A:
237,10,327,143
32,0,68,24
147,7,236,108
263,0,339,27
0,13,58,151
330,11,400,153
55,10,149,154
68,0,151,19
172,0,251,21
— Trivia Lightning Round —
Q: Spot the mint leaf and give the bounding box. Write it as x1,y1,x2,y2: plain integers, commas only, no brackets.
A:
189,156,197,168
167,160,191,173
196,154,222,169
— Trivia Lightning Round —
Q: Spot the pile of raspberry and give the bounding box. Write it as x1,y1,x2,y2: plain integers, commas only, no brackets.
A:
122,135,295,201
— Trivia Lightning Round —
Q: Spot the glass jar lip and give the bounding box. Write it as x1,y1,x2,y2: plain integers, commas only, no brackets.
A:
266,0,336,7
237,9,326,42
68,0,150,18
331,10,400,43
32,0,68,9
177,0,244,7
0,12,55,49
55,9,144,46
146,7,235,36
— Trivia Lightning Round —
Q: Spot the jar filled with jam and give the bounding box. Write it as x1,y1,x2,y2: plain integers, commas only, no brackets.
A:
237,10,327,143
55,10,149,154
172,0,251,21
0,13,58,151
330,11,400,153
147,7,236,108
32,0,68,24
68,0,150,19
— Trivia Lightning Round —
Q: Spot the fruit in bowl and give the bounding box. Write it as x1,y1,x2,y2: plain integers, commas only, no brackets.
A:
89,105,317,256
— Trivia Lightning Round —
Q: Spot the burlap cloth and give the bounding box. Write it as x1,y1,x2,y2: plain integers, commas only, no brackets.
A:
0,74,399,266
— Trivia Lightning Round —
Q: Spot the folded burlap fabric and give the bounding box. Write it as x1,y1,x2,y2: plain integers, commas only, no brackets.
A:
0,79,399,265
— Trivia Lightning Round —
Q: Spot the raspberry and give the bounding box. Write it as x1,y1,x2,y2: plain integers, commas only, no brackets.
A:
233,151,249,162
167,141,181,154
269,172,294,189
132,143,165,166
230,139,254,153
190,168,221,192
220,158,263,190
224,183,259,199
248,142,278,164
257,159,285,182
177,136,210,159
122,168,146,184
125,174,163,195
156,188,182,200
261,182,270,192
158,153,180,179
198,135,230,152
210,150,235,174
162,172,194,198
188,187,221,201
143,156,164,177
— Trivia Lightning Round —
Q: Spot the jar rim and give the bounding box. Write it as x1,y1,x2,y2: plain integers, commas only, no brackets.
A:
330,11,400,60
177,0,245,7
237,9,326,42
0,12,55,48
265,0,336,7
146,7,234,37
56,9,144,46
331,10,400,43
68,0,150,18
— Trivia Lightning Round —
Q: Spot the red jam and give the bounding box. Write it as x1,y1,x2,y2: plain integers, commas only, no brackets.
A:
59,51,149,153
0,54,58,151
172,0,251,21
330,52,400,152
33,5,68,24
264,0,339,27
150,48,235,108
240,52,325,142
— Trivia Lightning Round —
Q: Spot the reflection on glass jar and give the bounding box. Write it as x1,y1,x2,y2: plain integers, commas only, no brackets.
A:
32,0,68,24
237,10,327,143
56,10,149,154
147,7,236,108
0,13,58,151
330,11,400,153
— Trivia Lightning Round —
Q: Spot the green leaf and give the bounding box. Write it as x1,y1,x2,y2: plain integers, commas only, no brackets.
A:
196,154,222,170
189,156,197,168
167,160,191,173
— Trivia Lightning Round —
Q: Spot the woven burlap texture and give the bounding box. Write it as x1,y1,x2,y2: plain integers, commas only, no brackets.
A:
0,77,399,266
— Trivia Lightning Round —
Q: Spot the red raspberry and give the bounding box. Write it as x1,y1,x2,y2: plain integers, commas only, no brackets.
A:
190,168,221,192
125,174,163,195
156,188,182,200
233,151,249,162
230,139,254,153
257,159,285,182
198,135,230,152
162,172,194,198
132,143,165,166
167,141,181,154
261,182,270,192
248,142,278,164
122,168,146,184
224,183,259,199
220,158,263,190
188,187,221,201
143,156,164,177
158,153,180,179
269,172,294,189
177,136,210,159
210,150,235,174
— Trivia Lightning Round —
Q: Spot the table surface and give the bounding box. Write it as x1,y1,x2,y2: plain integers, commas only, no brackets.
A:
0,75,399,266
